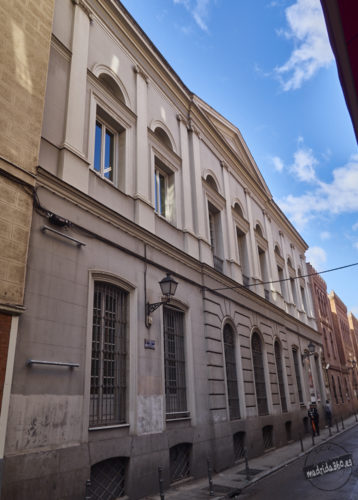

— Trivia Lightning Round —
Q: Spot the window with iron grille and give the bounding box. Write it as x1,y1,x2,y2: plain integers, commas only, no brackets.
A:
223,324,240,420
274,341,287,413
89,457,128,499
233,431,245,461
90,282,127,427
252,332,268,416
169,443,191,483
292,347,303,404
262,425,274,450
164,306,188,419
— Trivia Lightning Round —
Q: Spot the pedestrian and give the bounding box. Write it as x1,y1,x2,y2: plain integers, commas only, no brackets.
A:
308,403,320,436
324,399,332,428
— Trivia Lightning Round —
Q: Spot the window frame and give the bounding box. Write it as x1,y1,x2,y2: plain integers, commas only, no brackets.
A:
251,331,269,416
94,117,117,182
163,304,189,420
89,281,128,428
149,127,180,225
87,75,136,194
223,323,241,420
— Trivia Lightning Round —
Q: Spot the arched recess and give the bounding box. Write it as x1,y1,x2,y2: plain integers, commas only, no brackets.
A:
92,63,131,108
232,200,246,219
203,169,222,195
150,120,177,154
274,243,282,257
251,330,269,416
254,222,265,238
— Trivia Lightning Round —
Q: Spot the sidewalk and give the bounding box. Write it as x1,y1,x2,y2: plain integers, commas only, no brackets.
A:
142,414,358,499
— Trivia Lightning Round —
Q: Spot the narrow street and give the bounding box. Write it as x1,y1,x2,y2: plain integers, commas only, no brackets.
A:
239,425,358,499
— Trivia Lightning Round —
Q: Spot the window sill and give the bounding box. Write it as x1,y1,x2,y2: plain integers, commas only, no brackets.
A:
154,211,177,228
166,415,191,422
89,423,129,431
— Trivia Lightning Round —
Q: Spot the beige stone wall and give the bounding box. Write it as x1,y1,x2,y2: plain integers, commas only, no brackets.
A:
0,0,55,306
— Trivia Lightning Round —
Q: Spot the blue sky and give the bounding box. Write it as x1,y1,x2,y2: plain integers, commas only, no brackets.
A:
121,0,358,313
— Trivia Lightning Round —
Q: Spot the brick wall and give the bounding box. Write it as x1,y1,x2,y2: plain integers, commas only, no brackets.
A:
0,0,55,307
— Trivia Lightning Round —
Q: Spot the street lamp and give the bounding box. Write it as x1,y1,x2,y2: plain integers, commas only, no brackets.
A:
145,273,178,328
302,341,316,362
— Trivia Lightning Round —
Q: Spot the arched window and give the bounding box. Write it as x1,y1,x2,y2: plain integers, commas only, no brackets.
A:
223,324,240,420
274,341,287,412
251,332,268,415
90,282,127,427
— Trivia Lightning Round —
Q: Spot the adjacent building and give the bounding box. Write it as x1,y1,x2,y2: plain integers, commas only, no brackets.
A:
308,264,356,418
0,0,55,492
1,1,327,498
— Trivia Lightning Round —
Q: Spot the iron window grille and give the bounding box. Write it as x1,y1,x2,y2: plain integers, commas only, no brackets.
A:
164,306,188,419
292,348,303,404
274,342,287,413
262,425,274,450
169,443,191,483
89,457,128,499
223,324,240,420
233,432,246,461
252,333,268,416
90,282,127,427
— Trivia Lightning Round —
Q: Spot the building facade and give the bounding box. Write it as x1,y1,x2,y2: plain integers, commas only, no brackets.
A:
2,1,326,498
328,291,357,416
307,264,356,419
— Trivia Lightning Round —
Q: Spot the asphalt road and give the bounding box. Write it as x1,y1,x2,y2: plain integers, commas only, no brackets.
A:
239,425,358,499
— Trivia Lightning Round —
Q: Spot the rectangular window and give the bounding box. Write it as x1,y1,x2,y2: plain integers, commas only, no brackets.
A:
164,306,188,419
154,168,167,217
94,120,115,181
90,282,127,427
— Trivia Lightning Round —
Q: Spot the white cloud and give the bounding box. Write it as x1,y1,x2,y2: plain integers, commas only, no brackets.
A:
278,154,358,231
354,242,358,251
306,246,327,270
272,156,284,172
274,0,334,91
353,222,358,231
290,145,318,182
320,231,331,240
173,0,211,32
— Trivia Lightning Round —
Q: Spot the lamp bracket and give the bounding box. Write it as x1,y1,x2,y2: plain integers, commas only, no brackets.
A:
147,300,168,314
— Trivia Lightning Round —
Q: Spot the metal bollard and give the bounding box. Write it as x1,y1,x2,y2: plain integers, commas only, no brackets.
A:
341,416,345,430
329,425,332,437
207,459,214,496
244,447,250,481
85,479,91,500
299,433,304,452
336,419,339,432
158,466,165,500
